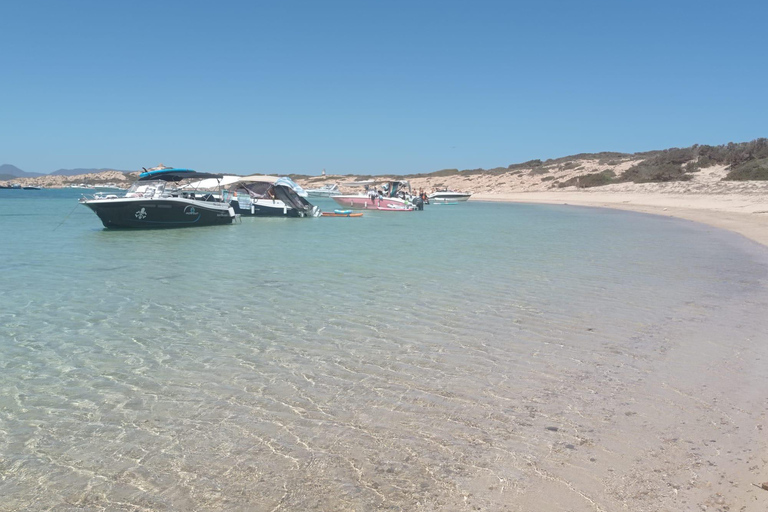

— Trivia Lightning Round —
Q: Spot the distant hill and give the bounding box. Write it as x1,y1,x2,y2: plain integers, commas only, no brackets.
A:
0,164,130,179
49,168,130,176
394,138,768,187
4,138,767,189
0,164,44,179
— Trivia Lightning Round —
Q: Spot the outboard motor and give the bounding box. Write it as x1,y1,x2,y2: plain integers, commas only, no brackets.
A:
413,196,424,210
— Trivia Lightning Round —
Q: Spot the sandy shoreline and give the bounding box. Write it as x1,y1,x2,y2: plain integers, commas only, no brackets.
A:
299,162,768,249
471,191,768,248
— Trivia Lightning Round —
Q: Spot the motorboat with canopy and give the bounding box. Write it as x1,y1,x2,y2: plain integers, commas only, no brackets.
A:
225,176,320,217
185,175,320,217
79,165,236,228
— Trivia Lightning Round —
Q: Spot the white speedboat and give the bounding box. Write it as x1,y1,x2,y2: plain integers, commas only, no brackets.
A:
305,183,341,197
427,189,471,203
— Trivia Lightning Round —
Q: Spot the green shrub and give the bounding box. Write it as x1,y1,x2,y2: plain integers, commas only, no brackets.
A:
508,159,543,170
725,158,768,180
430,168,460,177
558,170,616,188
619,162,691,183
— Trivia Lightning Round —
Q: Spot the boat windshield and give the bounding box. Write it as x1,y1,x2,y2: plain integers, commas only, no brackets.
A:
124,178,226,202
238,181,274,199
383,181,411,198
124,180,169,199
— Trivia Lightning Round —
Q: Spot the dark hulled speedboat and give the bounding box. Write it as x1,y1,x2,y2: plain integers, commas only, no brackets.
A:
225,176,320,218
79,166,236,229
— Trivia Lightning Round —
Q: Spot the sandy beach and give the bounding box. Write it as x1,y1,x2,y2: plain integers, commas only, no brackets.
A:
300,162,768,248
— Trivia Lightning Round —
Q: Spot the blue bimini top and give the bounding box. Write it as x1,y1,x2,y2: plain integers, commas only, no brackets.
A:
138,168,223,182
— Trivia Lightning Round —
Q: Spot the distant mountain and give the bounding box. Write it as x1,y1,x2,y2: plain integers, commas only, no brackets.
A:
0,164,44,178
49,168,130,176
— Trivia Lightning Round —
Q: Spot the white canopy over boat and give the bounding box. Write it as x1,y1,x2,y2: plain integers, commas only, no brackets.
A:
184,175,308,197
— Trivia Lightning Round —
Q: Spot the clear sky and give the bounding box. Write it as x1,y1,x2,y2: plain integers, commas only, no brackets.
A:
2,0,766,175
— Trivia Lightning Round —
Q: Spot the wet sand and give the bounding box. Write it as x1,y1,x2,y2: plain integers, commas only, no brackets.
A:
465,191,768,511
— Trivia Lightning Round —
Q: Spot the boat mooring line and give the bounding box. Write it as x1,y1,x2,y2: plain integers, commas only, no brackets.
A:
54,203,81,231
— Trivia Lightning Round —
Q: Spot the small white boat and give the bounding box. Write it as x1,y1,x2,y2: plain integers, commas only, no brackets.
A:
305,183,341,197
427,190,471,202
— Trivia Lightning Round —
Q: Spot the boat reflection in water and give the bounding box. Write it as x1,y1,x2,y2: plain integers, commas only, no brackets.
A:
79,166,236,229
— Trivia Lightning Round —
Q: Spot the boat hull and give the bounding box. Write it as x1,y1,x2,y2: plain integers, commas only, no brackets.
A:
332,195,413,211
229,199,305,217
82,198,235,229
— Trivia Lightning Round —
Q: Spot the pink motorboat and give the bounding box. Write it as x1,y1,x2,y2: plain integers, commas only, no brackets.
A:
332,180,420,211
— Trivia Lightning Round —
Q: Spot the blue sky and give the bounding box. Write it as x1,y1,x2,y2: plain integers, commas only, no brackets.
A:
1,0,766,175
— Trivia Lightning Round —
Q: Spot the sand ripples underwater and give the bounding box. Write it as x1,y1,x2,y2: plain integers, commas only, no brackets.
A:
1,193,767,511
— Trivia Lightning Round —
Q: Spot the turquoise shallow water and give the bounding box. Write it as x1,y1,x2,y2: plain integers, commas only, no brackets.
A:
1,189,767,511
